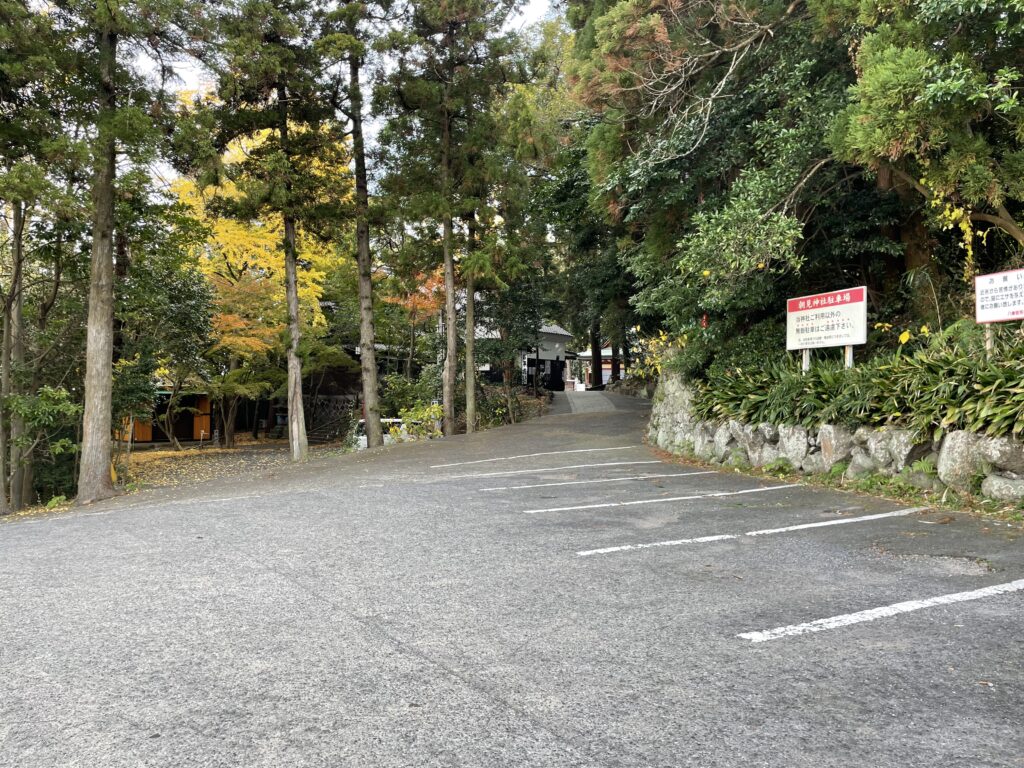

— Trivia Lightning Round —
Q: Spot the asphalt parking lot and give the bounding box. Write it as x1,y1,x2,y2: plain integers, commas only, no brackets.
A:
2,391,1022,767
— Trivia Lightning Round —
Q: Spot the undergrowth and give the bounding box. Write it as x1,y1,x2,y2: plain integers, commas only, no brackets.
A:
689,320,1024,443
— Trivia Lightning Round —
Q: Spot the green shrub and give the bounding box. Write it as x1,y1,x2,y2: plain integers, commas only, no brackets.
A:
379,368,440,417
691,329,1024,440
910,456,937,476
824,461,849,481
389,402,443,441
705,320,786,379
476,384,523,427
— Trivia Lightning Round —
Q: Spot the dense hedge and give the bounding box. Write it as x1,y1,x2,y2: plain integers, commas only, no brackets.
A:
690,330,1024,441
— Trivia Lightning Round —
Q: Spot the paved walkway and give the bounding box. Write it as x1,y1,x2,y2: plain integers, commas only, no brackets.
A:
1,398,1022,767
556,390,622,414
548,391,618,415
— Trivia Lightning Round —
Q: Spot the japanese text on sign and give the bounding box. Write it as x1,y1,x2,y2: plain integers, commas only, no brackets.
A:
975,268,1024,324
786,286,867,351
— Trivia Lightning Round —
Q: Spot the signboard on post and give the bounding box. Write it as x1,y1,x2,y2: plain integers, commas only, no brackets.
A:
975,268,1024,324
786,286,868,352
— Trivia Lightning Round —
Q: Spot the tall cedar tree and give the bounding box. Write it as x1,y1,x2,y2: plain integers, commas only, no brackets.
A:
35,0,210,503
378,0,524,435
321,0,394,449
213,0,341,462
2,2,93,511
0,1,57,512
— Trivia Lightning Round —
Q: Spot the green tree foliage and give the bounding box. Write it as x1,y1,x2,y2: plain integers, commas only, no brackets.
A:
4,0,1022,511
60,0,211,503
1,0,214,506
376,0,527,433
563,0,1012,380
815,0,1024,254
206,0,354,461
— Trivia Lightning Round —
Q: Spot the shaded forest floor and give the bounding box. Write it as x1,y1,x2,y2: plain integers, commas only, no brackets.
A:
4,392,556,522
121,440,351,491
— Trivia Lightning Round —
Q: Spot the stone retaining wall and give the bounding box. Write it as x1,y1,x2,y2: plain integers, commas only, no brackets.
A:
648,373,1024,502
604,378,657,398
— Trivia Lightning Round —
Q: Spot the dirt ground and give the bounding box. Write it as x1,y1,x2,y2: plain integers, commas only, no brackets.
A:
121,440,349,491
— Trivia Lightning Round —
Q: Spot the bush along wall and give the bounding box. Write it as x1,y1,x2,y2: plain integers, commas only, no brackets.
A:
649,372,1024,504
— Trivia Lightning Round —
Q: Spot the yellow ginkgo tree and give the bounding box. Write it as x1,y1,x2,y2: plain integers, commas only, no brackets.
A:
173,134,349,447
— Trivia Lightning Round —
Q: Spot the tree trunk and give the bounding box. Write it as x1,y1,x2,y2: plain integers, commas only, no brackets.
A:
440,100,457,436
225,396,239,448
970,206,1024,246
349,55,384,449
161,383,183,452
499,327,516,424
406,322,415,378
253,399,264,440
221,357,238,448
24,245,62,509
533,349,539,396
621,322,631,375
610,344,620,383
77,26,118,504
9,268,24,509
877,167,939,323
19,457,33,508
7,202,26,510
278,82,307,462
0,288,10,515
464,273,476,433
283,214,308,461
901,211,939,322
589,319,602,389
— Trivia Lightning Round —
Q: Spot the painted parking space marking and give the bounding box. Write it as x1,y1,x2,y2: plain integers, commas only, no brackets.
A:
523,483,794,515
737,578,1024,643
576,507,926,556
445,460,662,480
430,446,638,469
480,470,716,492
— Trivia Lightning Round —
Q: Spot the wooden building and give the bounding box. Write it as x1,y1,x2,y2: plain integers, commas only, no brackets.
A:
119,393,214,445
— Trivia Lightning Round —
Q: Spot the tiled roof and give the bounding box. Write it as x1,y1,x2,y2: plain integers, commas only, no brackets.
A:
539,323,573,337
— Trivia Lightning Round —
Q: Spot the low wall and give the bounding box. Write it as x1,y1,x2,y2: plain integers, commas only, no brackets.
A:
605,378,657,398
648,373,1024,502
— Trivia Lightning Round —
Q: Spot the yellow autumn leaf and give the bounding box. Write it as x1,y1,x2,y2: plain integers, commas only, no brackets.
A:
173,130,352,357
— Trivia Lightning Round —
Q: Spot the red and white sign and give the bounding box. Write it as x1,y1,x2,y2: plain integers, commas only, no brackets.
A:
786,286,867,351
975,268,1024,324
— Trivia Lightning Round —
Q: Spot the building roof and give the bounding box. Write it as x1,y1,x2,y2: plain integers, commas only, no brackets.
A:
475,323,573,341
576,347,615,360
539,323,573,337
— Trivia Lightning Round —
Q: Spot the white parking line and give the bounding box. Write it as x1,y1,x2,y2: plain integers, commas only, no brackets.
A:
480,470,717,492
445,460,662,480
524,484,794,515
576,507,926,556
430,446,638,469
737,579,1024,643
